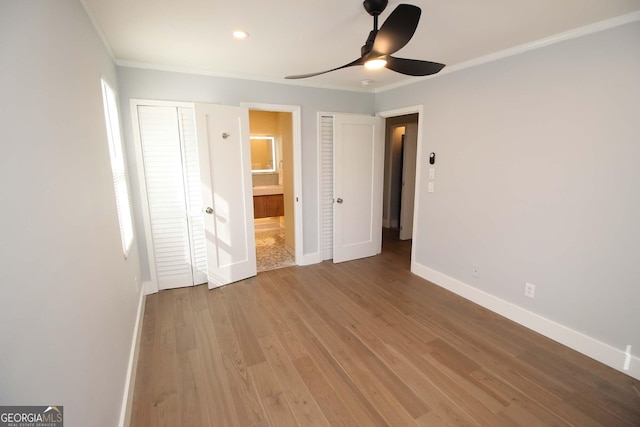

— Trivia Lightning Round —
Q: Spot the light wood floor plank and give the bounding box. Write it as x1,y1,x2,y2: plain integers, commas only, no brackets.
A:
249,361,299,427
205,285,265,426
290,272,431,420
150,291,179,427
258,334,331,427
258,273,390,427
189,291,241,426
131,229,640,426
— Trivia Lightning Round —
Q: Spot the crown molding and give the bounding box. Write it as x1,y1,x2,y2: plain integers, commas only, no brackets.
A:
116,60,374,94
375,10,640,93
80,3,640,95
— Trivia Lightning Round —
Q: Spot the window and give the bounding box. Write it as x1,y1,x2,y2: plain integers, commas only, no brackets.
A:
101,79,134,257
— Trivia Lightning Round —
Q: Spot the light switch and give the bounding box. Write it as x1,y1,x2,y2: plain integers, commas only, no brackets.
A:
428,182,434,193
428,168,436,180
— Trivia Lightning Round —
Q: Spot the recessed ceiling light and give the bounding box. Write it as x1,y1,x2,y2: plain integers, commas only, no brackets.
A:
233,30,249,39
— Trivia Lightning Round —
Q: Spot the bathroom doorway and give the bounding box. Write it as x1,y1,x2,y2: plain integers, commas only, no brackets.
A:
248,108,298,272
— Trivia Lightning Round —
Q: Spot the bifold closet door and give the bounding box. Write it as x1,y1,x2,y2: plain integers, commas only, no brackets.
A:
137,105,207,290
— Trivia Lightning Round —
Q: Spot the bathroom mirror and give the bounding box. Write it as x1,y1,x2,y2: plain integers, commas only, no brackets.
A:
250,136,276,173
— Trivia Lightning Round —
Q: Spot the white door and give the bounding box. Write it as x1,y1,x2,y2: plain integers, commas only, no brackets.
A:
399,122,418,240
136,104,207,290
333,114,384,263
194,103,257,288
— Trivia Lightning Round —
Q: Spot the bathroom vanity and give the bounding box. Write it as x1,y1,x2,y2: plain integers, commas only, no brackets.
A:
252,185,284,218
253,194,284,218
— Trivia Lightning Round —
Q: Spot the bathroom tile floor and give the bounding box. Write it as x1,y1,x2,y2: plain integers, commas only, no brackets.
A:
255,226,295,272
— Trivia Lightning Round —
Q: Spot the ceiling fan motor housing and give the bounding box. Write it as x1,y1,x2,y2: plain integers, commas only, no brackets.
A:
363,0,388,16
362,0,388,56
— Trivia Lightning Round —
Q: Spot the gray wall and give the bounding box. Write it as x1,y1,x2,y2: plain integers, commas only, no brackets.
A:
117,67,374,280
0,1,142,425
376,22,640,358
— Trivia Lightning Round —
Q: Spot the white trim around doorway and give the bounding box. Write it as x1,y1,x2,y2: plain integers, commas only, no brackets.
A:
377,105,424,269
241,102,305,266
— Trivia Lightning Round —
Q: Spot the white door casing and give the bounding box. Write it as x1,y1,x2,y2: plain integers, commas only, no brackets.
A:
194,103,257,288
399,122,418,240
333,114,384,263
241,102,304,266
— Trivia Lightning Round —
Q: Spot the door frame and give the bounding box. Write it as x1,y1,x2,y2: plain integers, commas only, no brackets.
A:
399,122,418,240
377,105,424,267
241,102,303,266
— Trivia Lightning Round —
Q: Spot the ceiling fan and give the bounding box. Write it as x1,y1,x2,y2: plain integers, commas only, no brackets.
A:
285,0,445,80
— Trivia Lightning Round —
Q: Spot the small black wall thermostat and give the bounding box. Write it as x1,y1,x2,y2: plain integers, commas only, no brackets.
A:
429,152,436,164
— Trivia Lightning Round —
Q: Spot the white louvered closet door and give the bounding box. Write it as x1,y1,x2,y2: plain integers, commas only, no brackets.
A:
320,115,334,261
137,105,207,290
177,107,207,284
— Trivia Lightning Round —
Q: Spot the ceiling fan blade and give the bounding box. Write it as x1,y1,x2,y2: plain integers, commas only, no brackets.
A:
285,57,364,79
385,56,445,76
371,4,421,56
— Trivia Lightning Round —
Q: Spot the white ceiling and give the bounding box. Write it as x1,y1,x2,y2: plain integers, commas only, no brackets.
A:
83,0,640,91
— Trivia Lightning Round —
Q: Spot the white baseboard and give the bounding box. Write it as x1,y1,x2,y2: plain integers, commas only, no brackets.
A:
411,261,640,381
382,218,391,228
118,287,146,427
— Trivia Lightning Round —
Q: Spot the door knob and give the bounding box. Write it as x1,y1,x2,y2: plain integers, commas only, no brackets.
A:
205,207,214,214
336,198,343,204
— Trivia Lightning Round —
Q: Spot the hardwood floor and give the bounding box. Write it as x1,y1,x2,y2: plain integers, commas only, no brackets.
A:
131,230,640,426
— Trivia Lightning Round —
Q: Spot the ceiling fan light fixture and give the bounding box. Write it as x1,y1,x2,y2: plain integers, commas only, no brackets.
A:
364,58,387,69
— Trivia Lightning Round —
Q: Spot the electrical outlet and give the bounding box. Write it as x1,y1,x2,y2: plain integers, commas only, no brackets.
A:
472,264,480,278
524,282,536,299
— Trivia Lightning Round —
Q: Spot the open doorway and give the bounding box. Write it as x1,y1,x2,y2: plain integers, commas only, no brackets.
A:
382,112,419,262
247,108,301,272
249,110,294,272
